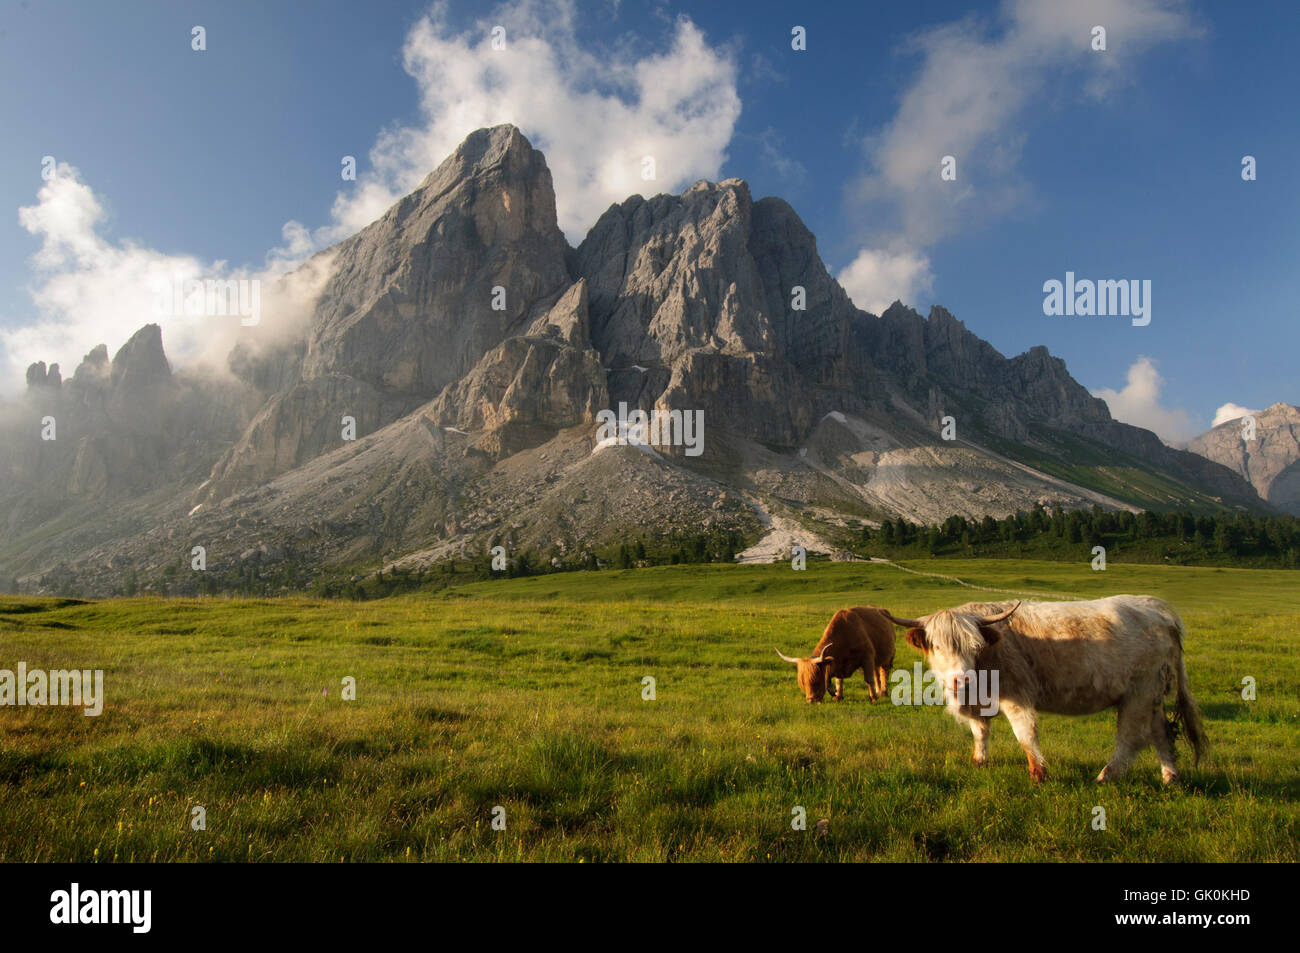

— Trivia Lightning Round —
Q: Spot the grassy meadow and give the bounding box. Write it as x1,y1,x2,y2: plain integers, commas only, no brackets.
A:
0,558,1296,862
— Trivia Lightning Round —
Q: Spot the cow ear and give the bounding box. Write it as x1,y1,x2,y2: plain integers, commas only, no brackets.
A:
978,625,1001,647
905,627,928,651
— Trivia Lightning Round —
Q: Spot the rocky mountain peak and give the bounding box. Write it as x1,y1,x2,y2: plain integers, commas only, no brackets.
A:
423,123,534,185
25,361,60,390
1188,401,1300,513
109,323,171,390
301,123,569,397
72,344,111,385
196,124,575,501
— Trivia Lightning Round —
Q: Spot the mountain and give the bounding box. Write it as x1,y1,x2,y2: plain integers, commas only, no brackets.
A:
196,124,575,501
0,125,1270,596
2,326,258,535
1187,403,1300,515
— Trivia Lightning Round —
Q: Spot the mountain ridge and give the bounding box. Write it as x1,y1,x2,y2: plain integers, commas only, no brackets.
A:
0,124,1271,595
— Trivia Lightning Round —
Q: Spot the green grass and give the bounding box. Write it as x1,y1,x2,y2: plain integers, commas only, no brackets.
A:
1,559,1296,862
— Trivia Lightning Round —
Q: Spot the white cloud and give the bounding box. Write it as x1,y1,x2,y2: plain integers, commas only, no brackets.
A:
837,247,934,316
1211,402,1259,428
1092,356,1199,446
4,164,333,392
297,0,741,247
844,0,1196,308
8,165,207,386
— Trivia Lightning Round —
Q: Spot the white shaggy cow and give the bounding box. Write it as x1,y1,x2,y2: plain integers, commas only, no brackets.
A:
882,596,1206,784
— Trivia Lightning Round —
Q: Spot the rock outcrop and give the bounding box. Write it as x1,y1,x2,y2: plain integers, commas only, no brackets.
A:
1188,403,1300,514
1,325,256,543
431,279,609,459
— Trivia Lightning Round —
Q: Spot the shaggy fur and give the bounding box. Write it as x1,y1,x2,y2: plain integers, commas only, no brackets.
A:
894,595,1206,784
778,607,896,703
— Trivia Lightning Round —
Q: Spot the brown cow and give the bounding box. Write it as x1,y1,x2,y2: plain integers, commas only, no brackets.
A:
776,606,896,703
882,596,1207,784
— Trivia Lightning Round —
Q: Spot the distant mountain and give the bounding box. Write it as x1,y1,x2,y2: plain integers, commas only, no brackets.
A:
0,125,1269,595
1187,403,1300,515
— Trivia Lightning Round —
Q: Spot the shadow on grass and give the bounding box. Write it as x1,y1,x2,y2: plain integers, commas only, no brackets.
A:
1008,757,1299,802
1199,701,1252,720
412,705,469,723
0,749,68,781
912,829,954,861
48,737,350,789
0,598,91,614
1183,769,1300,801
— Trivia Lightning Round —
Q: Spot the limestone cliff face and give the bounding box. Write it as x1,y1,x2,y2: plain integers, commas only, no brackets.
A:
568,173,1255,509
577,179,773,368
200,124,574,499
1189,404,1300,514
850,303,1258,502
431,279,609,458
574,180,852,446
573,176,1132,452
304,124,571,394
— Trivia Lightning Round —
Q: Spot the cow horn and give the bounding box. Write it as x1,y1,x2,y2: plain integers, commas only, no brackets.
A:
880,609,924,628
979,601,1021,624
810,643,834,663
775,649,801,664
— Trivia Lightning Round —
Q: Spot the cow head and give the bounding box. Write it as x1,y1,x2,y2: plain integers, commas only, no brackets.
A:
775,644,835,702
882,603,1020,699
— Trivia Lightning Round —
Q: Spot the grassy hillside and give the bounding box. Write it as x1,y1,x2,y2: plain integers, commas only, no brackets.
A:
980,429,1256,512
1,559,1296,861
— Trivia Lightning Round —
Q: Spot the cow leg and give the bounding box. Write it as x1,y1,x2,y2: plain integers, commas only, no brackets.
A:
1149,703,1179,785
860,651,875,702
1097,696,1151,783
1001,701,1047,782
833,676,844,701
970,717,991,766
875,665,889,699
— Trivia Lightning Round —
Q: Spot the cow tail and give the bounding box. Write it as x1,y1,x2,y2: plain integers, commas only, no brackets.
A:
1170,616,1208,767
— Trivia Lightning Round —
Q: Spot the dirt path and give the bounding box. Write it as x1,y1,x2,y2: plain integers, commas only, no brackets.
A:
865,556,1084,602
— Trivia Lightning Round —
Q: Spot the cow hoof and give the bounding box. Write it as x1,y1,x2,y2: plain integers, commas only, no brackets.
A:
1029,765,1047,783
972,756,987,767
1161,768,1180,785
1095,769,1110,783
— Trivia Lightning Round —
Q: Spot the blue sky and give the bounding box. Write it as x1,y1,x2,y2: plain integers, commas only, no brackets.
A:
1,0,1295,441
